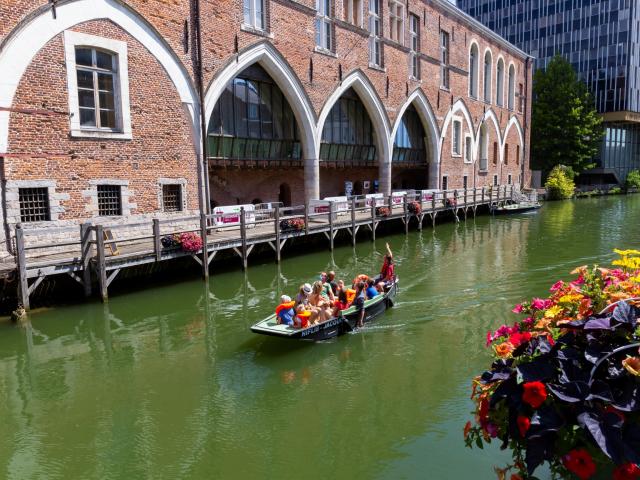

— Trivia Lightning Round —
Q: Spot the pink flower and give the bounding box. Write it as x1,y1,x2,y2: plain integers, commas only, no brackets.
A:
512,304,524,313
570,275,585,288
486,331,494,347
550,280,564,292
531,298,547,310
485,422,498,438
522,316,534,325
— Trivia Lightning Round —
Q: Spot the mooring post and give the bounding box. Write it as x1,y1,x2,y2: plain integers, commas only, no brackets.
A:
350,197,356,246
431,192,436,212
304,200,310,235
15,224,30,310
240,207,248,270
200,213,209,278
403,194,409,234
443,190,448,210
370,203,376,241
153,219,161,262
328,201,335,251
274,205,281,263
464,187,468,206
481,187,485,204
80,222,92,297
96,225,108,302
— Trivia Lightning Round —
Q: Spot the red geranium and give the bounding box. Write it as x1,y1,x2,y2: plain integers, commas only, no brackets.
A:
562,449,596,480
516,415,531,437
509,332,532,348
613,463,640,480
522,381,547,409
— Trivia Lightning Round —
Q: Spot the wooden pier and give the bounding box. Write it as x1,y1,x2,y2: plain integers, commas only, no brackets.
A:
10,186,523,309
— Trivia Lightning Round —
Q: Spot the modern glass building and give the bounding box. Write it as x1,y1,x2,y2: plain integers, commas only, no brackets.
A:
457,0,640,184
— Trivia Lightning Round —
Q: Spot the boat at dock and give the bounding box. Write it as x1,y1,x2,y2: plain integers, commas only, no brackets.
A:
491,200,542,215
250,278,398,341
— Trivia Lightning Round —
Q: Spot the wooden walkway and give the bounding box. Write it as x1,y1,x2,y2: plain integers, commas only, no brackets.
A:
10,186,523,309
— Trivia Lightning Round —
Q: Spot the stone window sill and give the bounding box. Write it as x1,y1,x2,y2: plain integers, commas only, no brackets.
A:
71,129,132,140
241,24,273,39
439,86,451,92
368,63,386,73
314,46,338,58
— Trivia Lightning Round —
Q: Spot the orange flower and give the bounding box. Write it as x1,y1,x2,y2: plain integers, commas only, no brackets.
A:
510,474,524,480
494,342,515,358
463,421,472,439
622,356,640,376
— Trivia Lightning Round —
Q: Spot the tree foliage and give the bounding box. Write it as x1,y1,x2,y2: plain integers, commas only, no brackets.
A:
545,165,575,200
625,170,640,190
531,55,604,176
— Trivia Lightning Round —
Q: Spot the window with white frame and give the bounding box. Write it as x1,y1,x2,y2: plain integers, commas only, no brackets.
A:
244,0,265,30
409,14,420,79
464,135,472,163
440,30,450,89
483,50,492,103
508,64,515,110
343,0,363,26
496,58,504,106
369,0,382,66
64,31,131,139
469,43,479,98
452,119,462,156
389,0,404,45
316,0,333,51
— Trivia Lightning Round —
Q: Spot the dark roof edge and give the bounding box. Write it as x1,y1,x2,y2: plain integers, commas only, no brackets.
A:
431,0,534,60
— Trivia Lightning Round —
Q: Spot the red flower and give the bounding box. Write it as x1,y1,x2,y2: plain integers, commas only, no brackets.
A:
510,474,523,480
522,381,547,409
613,463,640,480
509,332,532,348
562,449,597,480
516,415,531,437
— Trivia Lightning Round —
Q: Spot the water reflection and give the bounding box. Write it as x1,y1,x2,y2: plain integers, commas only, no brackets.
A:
0,196,639,479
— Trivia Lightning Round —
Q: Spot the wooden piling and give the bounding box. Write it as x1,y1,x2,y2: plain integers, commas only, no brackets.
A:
350,197,356,246
96,225,108,302
15,224,30,310
403,194,409,234
240,207,248,270
304,200,309,235
80,222,92,297
200,213,209,278
370,204,376,241
274,205,281,263
153,219,161,262
328,201,334,251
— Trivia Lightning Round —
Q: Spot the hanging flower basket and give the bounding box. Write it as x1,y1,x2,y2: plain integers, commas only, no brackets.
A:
407,201,422,215
279,218,305,232
161,234,181,250
179,232,203,253
376,206,390,217
465,248,640,480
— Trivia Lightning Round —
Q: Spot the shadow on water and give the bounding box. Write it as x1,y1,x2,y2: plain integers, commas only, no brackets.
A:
1,196,640,479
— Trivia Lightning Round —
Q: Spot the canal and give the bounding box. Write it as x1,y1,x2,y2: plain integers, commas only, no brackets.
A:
1,195,639,479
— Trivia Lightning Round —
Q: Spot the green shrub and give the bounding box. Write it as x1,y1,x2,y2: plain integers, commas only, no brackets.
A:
625,169,640,190
609,187,622,195
545,165,575,200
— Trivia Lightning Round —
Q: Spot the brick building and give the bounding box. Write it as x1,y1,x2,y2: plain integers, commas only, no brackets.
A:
0,0,532,261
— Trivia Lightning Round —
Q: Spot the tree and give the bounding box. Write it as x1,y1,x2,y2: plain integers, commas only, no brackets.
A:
544,165,575,200
531,55,604,177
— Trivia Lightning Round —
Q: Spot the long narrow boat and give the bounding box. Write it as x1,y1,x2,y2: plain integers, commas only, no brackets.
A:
491,201,542,215
250,278,399,341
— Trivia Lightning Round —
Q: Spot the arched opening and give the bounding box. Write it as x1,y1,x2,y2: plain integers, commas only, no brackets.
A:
508,65,515,110
207,64,305,206
478,124,489,174
469,44,479,98
278,182,291,206
392,105,429,190
319,87,378,197
496,59,504,107
484,50,492,103
251,198,262,204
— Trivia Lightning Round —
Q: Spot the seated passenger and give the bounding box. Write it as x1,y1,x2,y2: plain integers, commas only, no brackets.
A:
320,272,335,302
375,242,395,288
332,289,350,316
295,283,313,308
275,295,296,326
365,279,379,299
310,281,332,323
327,271,339,296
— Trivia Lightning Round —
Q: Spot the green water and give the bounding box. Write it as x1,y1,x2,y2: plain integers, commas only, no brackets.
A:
1,196,639,479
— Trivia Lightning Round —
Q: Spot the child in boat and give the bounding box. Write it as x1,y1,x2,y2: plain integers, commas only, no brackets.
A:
309,281,332,324
319,272,336,302
275,295,296,326
353,281,367,328
375,242,395,289
332,288,350,316
365,279,379,299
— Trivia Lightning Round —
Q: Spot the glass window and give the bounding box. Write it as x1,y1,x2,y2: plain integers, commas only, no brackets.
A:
440,31,450,89
409,14,420,79
464,136,472,163
75,47,117,129
244,0,265,30
369,0,382,66
469,44,479,97
343,0,363,26
508,64,516,110
316,0,333,51
496,59,504,106
389,0,404,45
484,50,493,103
452,120,462,155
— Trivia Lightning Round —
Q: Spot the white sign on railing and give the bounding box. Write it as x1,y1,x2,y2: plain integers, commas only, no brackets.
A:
324,196,349,215
365,193,384,206
419,189,438,202
309,199,330,214
213,204,256,228
391,191,407,205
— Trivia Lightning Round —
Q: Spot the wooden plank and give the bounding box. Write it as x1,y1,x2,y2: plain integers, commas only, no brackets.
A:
351,197,356,246
106,268,120,288
275,205,281,263
103,229,120,256
200,213,209,278
153,219,161,262
27,273,45,296
80,223,92,297
96,225,108,302
15,224,30,310
240,207,248,270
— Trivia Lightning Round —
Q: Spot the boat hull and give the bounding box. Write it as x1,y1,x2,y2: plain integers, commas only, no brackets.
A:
492,203,542,215
250,279,398,341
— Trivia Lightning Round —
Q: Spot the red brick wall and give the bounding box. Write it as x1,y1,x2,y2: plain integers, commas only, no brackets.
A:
7,20,198,219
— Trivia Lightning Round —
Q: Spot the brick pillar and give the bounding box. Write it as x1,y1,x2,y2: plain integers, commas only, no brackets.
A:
304,157,319,201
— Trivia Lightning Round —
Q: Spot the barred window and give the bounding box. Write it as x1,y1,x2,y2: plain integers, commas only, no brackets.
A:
463,175,468,189
493,174,498,186
19,188,50,222
162,184,183,212
97,185,122,216
442,175,448,190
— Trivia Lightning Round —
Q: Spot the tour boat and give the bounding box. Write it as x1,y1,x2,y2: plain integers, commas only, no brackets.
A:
491,201,542,215
250,278,398,341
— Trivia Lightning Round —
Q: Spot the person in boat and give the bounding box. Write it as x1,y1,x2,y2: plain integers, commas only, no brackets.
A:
295,283,319,327
319,272,336,302
327,271,339,296
365,279,379,299
375,242,395,289
353,281,367,328
295,283,313,308
309,281,332,323
332,288,350,316
275,295,296,326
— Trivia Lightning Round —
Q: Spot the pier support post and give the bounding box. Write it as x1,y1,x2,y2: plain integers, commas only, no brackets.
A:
304,200,310,235
275,205,281,263
15,224,30,310
96,225,108,303
481,187,485,204
403,194,409,234
329,201,334,251
350,197,356,246
240,207,248,270
80,222,92,297
200,213,209,278
153,219,161,262
370,204,376,241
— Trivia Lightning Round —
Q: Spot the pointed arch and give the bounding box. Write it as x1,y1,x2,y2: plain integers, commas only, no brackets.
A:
204,41,317,163
391,89,440,189
476,109,502,164
483,47,493,103
504,115,524,155
468,40,480,98
0,0,199,154
317,70,391,162
496,56,505,107
440,99,475,159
